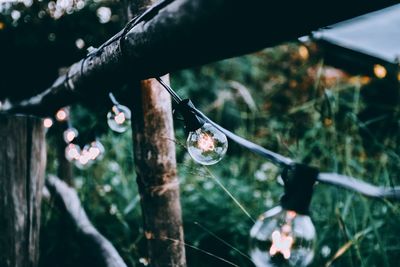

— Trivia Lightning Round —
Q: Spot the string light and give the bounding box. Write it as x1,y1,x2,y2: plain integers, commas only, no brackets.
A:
107,93,131,133
187,122,228,165
83,140,105,161
43,118,54,128
373,64,387,79
153,78,229,165
298,45,309,60
56,108,69,121
63,127,78,143
75,147,93,169
65,143,81,162
250,206,316,267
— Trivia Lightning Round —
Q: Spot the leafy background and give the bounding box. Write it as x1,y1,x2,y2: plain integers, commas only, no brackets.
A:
1,1,400,266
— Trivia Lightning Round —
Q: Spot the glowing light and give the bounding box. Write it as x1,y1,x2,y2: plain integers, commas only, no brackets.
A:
56,108,69,121
187,123,228,165
43,118,53,128
97,7,111,24
11,10,21,21
298,45,309,60
65,143,81,161
397,73,400,82
269,230,294,259
84,140,105,161
114,112,126,125
107,104,131,133
63,127,78,143
373,64,387,79
197,133,215,151
75,38,85,49
75,148,93,169
0,22,5,30
250,206,316,267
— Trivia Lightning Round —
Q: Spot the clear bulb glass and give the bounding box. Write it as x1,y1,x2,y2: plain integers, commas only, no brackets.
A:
187,122,228,165
65,143,81,162
74,147,93,170
107,104,131,133
43,118,53,129
83,140,105,161
63,127,78,143
250,206,316,267
56,108,69,122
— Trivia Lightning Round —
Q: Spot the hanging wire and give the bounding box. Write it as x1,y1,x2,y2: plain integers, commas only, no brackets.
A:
155,77,182,103
108,92,120,106
317,173,400,201
155,77,400,202
156,77,293,167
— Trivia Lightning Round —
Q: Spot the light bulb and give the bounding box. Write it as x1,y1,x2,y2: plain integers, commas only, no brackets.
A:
75,147,93,169
83,140,105,161
63,127,78,143
250,206,316,267
107,104,131,133
43,118,53,128
56,108,69,122
187,122,228,165
65,143,81,162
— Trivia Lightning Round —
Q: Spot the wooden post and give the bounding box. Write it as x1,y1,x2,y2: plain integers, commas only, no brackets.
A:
131,76,186,267
0,114,46,267
126,0,186,265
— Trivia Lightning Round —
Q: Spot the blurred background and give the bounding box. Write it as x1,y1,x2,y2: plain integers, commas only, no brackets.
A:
1,1,399,266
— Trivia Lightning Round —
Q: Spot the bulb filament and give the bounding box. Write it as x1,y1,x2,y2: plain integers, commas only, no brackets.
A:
197,133,215,151
114,112,126,125
269,211,297,259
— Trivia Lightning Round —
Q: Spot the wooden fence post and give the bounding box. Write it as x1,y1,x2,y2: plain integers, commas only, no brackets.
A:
131,76,186,267
126,0,186,265
0,114,46,267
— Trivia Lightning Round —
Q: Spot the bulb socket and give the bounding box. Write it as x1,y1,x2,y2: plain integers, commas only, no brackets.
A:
280,163,319,215
176,99,205,132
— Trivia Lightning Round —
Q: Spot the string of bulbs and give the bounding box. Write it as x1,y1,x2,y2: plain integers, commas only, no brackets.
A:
42,75,399,267
153,77,400,267
43,75,399,267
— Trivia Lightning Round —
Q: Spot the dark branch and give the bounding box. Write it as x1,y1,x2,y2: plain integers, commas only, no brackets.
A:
45,175,128,267
1,0,397,115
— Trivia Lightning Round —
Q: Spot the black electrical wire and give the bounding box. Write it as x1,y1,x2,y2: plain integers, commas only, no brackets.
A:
317,173,400,201
108,92,120,106
155,77,182,103
155,77,293,167
191,107,294,167
156,77,400,201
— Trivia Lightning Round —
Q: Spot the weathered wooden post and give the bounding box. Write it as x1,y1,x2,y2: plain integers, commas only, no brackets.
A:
126,2,186,266
0,114,46,267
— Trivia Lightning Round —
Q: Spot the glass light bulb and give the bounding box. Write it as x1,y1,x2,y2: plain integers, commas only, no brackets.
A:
65,143,81,162
250,206,316,267
107,104,131,133
56,108,69,121
186,122,228,165
83,140,105,161
63,127,78,143
75,147,93,169
43,118,53,128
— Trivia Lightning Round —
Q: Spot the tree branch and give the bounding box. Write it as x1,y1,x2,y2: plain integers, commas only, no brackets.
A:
45,175,128,267
1,0,397,115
